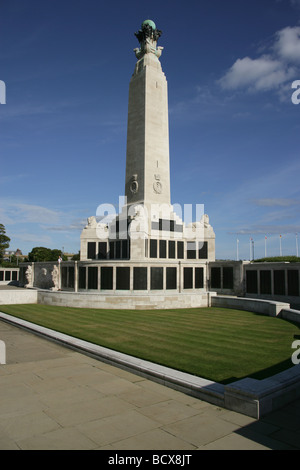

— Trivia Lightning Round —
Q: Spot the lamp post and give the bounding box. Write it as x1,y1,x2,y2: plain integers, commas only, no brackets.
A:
279,235,282,257
265,236,267,258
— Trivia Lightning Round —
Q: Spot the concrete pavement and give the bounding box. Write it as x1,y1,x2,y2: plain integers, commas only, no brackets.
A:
0,318,300,450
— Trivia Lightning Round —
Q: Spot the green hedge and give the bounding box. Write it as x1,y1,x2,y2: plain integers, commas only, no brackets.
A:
254,256,300,263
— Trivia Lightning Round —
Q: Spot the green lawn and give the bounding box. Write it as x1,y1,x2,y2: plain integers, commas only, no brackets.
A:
0,304,299,384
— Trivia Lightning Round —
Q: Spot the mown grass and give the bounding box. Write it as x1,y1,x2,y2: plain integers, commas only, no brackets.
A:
0,304,299,384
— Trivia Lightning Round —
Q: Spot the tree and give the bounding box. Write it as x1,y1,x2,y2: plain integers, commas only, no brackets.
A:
27,247,66,262
71,251,80,261
0,224,10,263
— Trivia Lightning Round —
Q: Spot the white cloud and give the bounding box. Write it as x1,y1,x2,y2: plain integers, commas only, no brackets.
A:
274,26,300,63
11,232,53,245
42,220,85,232
219,26,300,94
253,198,300,207
233,224,300,235
219,55,294,91
1,201,62,225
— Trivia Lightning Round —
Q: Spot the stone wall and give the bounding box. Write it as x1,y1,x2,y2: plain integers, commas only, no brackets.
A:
208,261,245,295
211,295,290,317
207,261,300,308
20,260,210,294
0,288,37,305
244,262,300,308
17,260,300,309
37,290,216,309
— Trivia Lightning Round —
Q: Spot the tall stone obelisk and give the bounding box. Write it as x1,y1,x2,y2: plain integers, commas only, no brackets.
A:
125,20,170,211
80,19,216,265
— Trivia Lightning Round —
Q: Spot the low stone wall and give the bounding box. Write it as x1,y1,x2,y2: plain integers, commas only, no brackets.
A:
37,290,216,309
211,295,290,317
280,308,300,325
224,366,300,418
0,288,38,305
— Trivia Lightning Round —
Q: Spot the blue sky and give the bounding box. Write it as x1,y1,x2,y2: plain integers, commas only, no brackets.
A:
1,0,300,259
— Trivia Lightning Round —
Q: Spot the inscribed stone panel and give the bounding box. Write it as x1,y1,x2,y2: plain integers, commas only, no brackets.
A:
274,270,285,295
177,241,184,259
98,242,107,259
223,267,234,289
133,267,147,290
116,267,130,290
121,240,129,259
151,267,163,290
246,270,258,294
62,267,68,288
195,267,204,288
184,267,193,289
88,267,98,289
68,267,75,288
159,239,167,258
79,267,86,289
101,267,113,290
211,267,221,289
198,241,208,259
260,270,271,295
150,239,157,258
288,270,299,296
116,241,121,259
87,242,96,260
166,267,177,289
168,240,175,259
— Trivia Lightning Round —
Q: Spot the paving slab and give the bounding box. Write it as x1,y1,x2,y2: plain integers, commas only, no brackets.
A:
0,318,299,450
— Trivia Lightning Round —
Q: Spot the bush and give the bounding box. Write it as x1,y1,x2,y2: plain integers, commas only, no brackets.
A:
254,256,300,263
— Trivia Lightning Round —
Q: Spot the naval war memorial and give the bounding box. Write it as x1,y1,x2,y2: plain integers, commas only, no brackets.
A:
8,19,300,418
17,20,300,312
19,19,216,310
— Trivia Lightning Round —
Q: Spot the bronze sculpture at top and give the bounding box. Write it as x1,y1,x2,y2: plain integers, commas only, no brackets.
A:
134,19,163,60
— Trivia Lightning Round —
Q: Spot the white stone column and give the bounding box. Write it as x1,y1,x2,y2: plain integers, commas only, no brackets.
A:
125,20,170,209
74,261,78,292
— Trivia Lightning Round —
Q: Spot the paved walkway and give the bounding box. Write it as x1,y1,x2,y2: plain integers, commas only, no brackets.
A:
0,319,300,450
